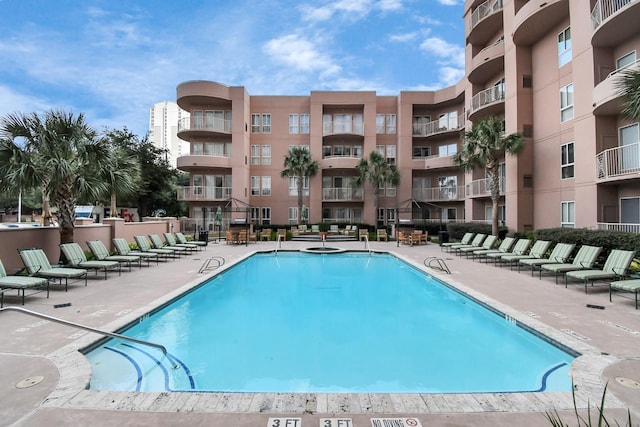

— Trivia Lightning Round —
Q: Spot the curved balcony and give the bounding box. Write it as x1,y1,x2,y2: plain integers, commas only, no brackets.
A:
468,39,505,84
591,0,640,47
593,60,640,116
176,154,232,172
467,0,503,46
413,116,464,138
412,186,465,202
176,80,232,110
421,154,456,169
466,177,505,198
322,187,364,202
512,0,569,46
468,86,505,121
176,186,232,202
595,142,640,183
177,116,232,139
322,120,364,137
321,156,361,170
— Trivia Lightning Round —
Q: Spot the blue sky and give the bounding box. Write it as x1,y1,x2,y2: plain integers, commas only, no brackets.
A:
0,0,464,138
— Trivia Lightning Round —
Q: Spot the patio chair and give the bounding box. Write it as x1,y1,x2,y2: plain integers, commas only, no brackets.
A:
164,233,198,253
0,259,49,307
112,238,160,266
134,236,175,260
471,237,515,261
276,229,287,241
359,229,369,241
441,232,474,251
376,229,388,242
539,245,603,284
449,234,486,255
518,243,575,276
87,240,142,271
487,239,532,266
260,229,271,241
499,240,552,270
329,225,340,235
459,235,498,257
149,234,189,256
311,224,320,234
609,278,640,309
565,249,635,292
19,248,87,291
60,242,121,279
175,232,207,249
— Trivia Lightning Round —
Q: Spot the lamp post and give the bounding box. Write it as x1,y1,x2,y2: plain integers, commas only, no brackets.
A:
214,206,222,243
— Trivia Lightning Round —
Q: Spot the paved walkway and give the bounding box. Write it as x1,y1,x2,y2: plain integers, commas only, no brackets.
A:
1,239,639,426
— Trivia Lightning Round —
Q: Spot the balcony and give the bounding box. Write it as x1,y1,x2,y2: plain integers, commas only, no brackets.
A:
468,0,503,46
469,86,505,120
176,154,232,172
413,153,456,169
321,156,361,169
466,177,505,198
593,60,640,116
595,142,640,182
512,0,569,46
412,115,464,138
177,116,232,138
597,222,640,233
323,119,364,136
412,186,465,202
468,39,504,84
322,187,364,201
176,186,232,202
591,0,640,47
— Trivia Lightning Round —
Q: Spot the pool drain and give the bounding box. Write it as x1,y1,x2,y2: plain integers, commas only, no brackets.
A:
16,376,45,389
615,377,640,389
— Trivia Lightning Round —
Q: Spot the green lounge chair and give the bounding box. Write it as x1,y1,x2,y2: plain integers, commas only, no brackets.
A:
518,243,575,276
609,279,640,309
149,234,189,256
134,235,175,260
87,240,142,271
112,238,160,266
164,233,198,253
19,248,87,291
565,249,635,292
500,240,552,270
60,243,121,279
441,232,474,252
487,239,532,266
539,245,603,284
472,237,515,261
0,259,49,307
458,235,498,258
449,234,486,254
175,232,207,249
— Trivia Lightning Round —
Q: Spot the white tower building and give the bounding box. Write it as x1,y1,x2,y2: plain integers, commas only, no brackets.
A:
148,101,190,168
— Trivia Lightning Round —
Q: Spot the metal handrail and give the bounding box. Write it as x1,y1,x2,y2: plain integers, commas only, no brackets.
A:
363,235,371,253
0,306,168,355
198,256,225,274
275,234,283,255
424,257,452,274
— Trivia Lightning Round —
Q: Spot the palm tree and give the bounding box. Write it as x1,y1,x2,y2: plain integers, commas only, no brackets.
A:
617,68,640,121
354,150,400,224
0,110,114,244
281,146,319,224
101,130,141,217
453,116,524,236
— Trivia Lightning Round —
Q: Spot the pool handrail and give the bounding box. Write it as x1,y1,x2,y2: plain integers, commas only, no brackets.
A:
198,256,225,274
0,306,169,355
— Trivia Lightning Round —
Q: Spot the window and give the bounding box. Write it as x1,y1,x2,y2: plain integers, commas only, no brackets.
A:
560,83,574,122
289,114,299,134
386,114,397,134
261,176,271,196
193,175,203,195
251,145,261,165
412,115,431,135
251,114,260,133
250,207,260,223
438,111,458,130
621,197,640,224
377,208,385,222
485,205,506,223
261,145,271,165
561,142,575,179
438,144,457,157
558,27,571,67
251,113,271,133
438,176,458,200
617,51,637,71
561,201,575,228
413,146,431,158
261,114,271,133
376,114,385,134
288,207,298,224
386,145,396,165
261,207,271,225
619,123,639,170
288,176,309,196
250,176,260,196
444,208,457,221
300,114,309,134
288,114,310,134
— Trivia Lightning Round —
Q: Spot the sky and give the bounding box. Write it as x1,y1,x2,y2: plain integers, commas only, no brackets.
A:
0,0,465,138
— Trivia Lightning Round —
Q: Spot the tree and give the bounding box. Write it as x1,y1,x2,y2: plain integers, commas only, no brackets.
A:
0,110,113,244
354,150,400,224
280,146,319,224
617,68,640,121
453,116,524,236
101,129,141,217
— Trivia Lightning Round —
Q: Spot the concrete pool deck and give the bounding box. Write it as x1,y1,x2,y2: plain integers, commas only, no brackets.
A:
1,239,639,426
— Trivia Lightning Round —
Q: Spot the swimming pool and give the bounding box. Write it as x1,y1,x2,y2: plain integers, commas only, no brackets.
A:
85,251,576,393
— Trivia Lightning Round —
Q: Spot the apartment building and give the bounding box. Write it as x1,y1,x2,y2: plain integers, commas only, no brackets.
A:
176,0,640,233
149,101,190,168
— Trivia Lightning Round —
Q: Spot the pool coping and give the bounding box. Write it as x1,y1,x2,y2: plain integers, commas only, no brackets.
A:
41,249,626,414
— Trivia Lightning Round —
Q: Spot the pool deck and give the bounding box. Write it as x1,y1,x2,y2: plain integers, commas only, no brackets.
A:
1,239,639,426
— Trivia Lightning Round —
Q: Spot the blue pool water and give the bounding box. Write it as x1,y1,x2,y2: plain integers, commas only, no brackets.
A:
86,252,575,393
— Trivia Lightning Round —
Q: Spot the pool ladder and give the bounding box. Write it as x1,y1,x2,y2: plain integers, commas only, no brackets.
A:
423,257,451,274
198,256,225,274
363,235,372,254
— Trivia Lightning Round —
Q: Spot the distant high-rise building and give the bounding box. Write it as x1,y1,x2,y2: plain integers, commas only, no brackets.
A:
148,101,190,168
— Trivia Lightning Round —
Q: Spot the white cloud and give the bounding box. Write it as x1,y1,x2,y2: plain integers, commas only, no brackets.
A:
439,66,465,86
299,0,403,22
0,85,51,116
437,0,460,5
264,34,341,75
420,36,465,68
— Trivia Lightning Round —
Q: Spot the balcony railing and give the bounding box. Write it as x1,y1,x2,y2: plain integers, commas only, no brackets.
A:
178,117,232,133
471,86,505,112
413,115,464,137
323,120,364,136
412,186,465,202
322,187,364,201
595,142,640,180
591,0,632,30
596,222,640,233
466,177,505,197
471,0,504,28
176,186,232,201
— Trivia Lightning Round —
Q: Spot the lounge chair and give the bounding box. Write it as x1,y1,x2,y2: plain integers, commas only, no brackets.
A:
609,279,640,309
19,248,87,291
0,259,49,307
175,232,207,249
112,238,160,266
539,245,603,284
471,237,515,261
487,239,532,266
449,234,486,255
164,233,198,253
134,235,175,260
499,240,552,270
377,229,388,242
441,232,474,251
311,224,320,234
87,240,142,271
459,235,498,257
149,234,189,256
565,249,635,292
518,243,575,276
60,242,121,279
